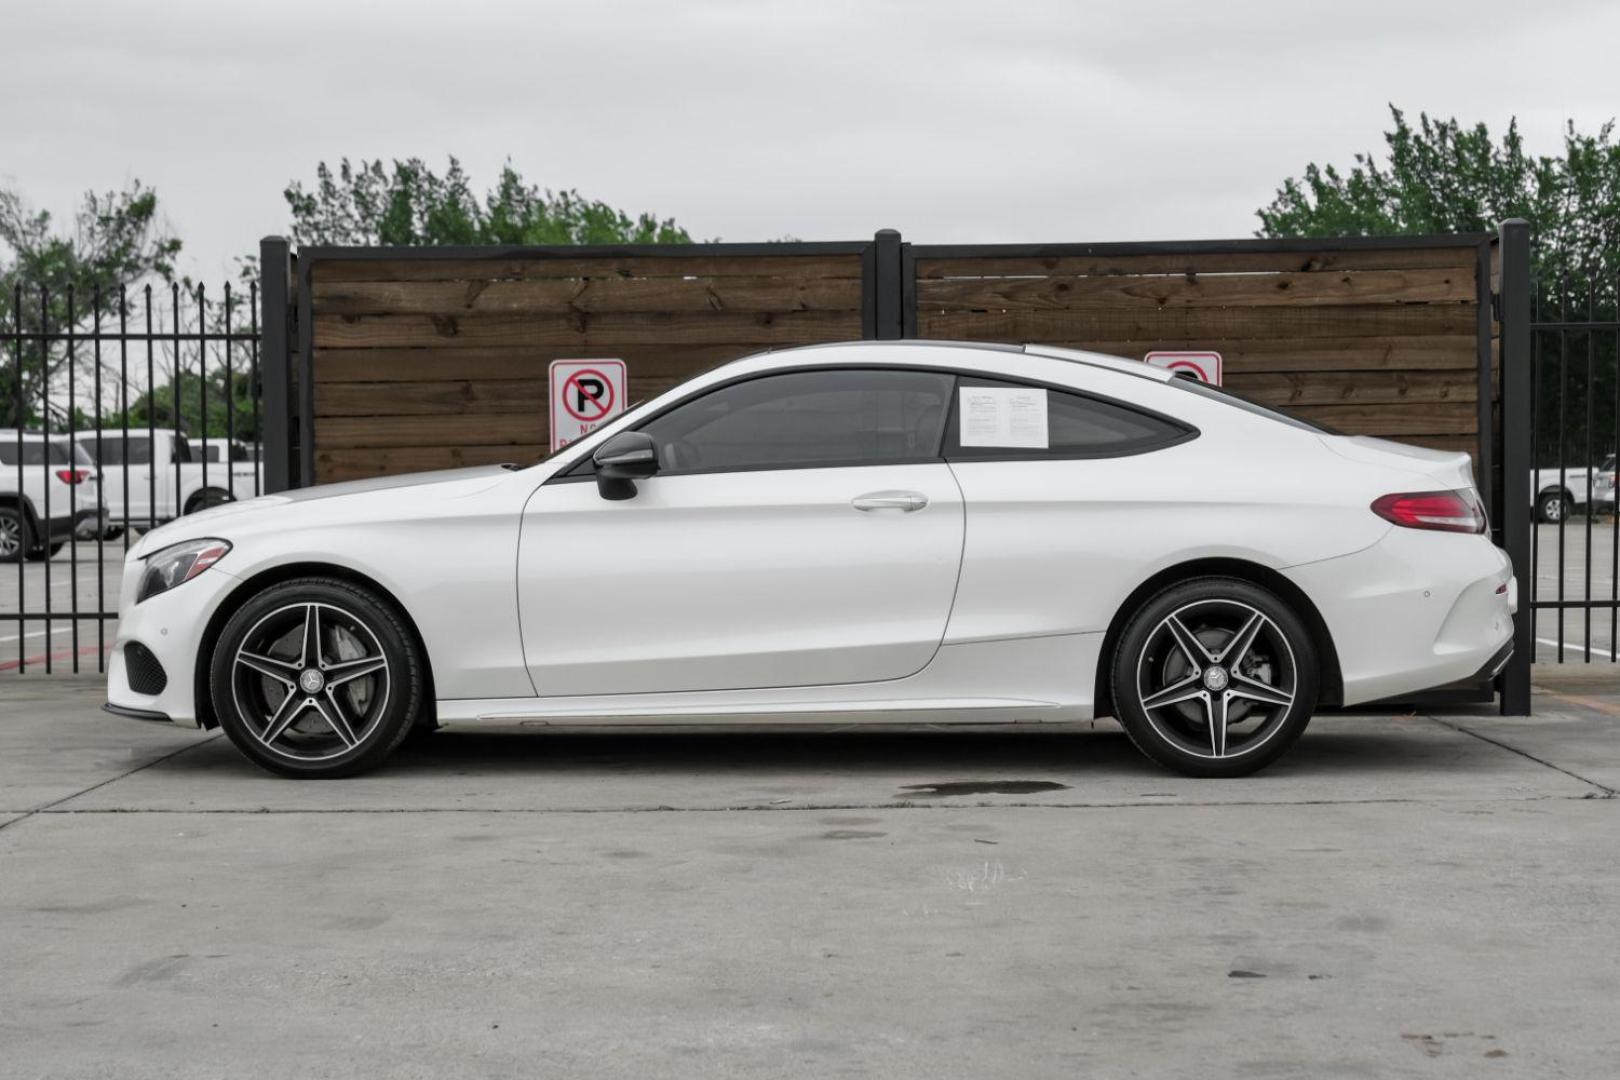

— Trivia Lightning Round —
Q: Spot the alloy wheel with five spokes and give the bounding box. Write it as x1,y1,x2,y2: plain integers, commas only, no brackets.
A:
211,578,423,778
1113,578,1318,778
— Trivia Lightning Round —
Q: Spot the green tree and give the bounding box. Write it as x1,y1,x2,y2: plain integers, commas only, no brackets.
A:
0,182,182,428
1257,106,1620,284
104,366,260,442
283,157,692,247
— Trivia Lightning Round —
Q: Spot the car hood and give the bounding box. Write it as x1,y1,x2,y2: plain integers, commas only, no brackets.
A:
129,464,519,557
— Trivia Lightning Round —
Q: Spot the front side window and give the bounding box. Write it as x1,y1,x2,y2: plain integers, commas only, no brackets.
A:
637,368,955,473
946,378,1194,459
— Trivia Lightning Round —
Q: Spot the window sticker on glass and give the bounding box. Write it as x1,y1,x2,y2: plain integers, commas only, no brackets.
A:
959,387,1049,448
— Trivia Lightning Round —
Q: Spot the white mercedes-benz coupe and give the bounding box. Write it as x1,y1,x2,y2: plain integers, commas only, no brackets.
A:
104,341,1515,779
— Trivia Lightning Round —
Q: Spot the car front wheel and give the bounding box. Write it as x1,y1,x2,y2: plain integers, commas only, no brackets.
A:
1536,490,1571,524
210,577,424,778
1111,577,1318,778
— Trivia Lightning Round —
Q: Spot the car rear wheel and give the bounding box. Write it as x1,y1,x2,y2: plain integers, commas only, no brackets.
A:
210,577,424,778
1111,577,1319,778
0,508,29,563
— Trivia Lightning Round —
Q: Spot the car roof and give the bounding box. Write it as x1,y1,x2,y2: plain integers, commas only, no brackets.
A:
0,429,65,441
762,340,1174,384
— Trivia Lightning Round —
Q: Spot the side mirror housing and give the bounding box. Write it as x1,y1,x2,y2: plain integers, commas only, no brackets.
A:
591,431,659,500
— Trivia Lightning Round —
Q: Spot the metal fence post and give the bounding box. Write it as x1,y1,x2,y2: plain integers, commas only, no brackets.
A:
1498,219,1533,715
873,229,904,340
259,236,295,493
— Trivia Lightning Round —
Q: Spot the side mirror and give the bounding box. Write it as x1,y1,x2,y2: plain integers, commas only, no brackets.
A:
591,430,659,501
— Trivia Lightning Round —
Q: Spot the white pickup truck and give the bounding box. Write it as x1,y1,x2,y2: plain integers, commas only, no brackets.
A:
0,430,107,562
73,429,258,534
1533,456,1617,523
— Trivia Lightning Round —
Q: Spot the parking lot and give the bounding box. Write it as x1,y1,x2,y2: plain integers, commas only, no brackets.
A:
2,669,1618,1078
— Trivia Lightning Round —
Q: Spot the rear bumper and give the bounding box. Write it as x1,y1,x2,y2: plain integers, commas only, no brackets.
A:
1284,529,1515,707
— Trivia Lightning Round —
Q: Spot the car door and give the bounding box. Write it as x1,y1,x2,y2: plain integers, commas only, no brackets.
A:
518,367,965,697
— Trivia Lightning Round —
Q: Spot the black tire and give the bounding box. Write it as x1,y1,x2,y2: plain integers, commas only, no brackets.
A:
209,576,425,778
0,507,29,564
26,541,66,562
1111,577,1319,779
185,488,233,515
1536,490,1571,524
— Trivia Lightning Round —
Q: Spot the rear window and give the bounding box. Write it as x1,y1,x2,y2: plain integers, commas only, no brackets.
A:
0,439,73,466
1169,376,1338,435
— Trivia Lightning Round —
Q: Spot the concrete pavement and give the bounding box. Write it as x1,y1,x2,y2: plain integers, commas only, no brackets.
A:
1,673,1617,1079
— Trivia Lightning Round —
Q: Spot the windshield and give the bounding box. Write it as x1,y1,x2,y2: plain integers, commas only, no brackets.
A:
1168,376,1338,435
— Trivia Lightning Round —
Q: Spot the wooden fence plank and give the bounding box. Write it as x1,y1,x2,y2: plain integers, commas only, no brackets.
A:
315,380,547,417
1225,370,1477,407
314,310,861,349
914,249,1476,277
917,268,1473,310
313,254,865,283
1058,336,1479,372
316,444,547,482
919,305,1474,342
313,276,864,316
1282,402,1477,435
313,344,753,382
317,414,545,449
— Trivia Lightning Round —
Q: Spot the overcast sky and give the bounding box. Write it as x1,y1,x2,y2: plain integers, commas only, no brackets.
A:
4,0,1618,280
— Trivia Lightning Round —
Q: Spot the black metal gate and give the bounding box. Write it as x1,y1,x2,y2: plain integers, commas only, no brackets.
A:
2,280,261,673
1526,240,1620,664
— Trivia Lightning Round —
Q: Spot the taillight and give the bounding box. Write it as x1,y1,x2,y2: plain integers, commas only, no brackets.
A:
54,468,89,485
1371,490,1487,534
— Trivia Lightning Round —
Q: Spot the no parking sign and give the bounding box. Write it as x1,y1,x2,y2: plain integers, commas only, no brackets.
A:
549,359,628,452
1144,351,1222,385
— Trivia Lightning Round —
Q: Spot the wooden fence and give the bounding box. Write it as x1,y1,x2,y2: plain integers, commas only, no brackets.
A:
909,239,1492,458
268,232,1496,489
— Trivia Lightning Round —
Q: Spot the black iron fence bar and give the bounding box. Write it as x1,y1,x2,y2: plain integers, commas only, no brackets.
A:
67,286,79,673
9,611,118,620
249,280,262,497
1555,278,1568,662
11,284,23,672
198,285,208,502
1532,599,1620,609
1583,284,1596,662
93,285,104,669
1612,265,1620,660
1532,320,1620,331
40,285,52,674
224,284,235,500
145,284,156,536
3,332,257,342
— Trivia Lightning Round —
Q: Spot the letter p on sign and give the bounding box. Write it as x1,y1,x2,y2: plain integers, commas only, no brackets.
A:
549,359,628,452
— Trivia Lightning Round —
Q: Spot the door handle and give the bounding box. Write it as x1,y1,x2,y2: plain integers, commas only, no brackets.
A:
851,490,928,512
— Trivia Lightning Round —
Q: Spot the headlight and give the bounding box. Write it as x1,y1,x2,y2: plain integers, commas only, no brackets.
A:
137,538,232,603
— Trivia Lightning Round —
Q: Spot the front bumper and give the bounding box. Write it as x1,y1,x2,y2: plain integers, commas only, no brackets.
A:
1284,528,1515,707
106,560,242,728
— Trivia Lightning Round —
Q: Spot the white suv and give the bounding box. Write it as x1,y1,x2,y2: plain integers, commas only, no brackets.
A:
0,430,107,562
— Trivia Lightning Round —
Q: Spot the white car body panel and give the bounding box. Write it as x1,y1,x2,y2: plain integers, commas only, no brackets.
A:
106,341,1515,734
520,462,965,695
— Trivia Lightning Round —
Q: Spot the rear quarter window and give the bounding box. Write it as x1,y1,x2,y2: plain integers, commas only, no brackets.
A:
944,378,1195,459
